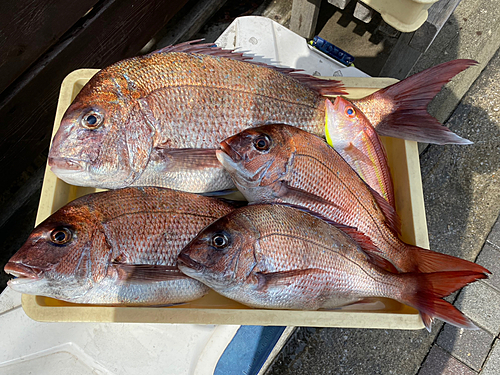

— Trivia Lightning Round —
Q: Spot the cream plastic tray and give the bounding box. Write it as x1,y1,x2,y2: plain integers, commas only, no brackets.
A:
22,69,429,329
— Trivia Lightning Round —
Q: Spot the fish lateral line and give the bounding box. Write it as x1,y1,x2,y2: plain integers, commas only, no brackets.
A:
289,153,393,240
257,232,382,279
145,83,324,110
100,209,223,225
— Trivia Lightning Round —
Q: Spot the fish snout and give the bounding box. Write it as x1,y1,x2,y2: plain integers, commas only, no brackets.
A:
177,252,204,273
48,157,84,172
219,139,243,162
4,261,41,280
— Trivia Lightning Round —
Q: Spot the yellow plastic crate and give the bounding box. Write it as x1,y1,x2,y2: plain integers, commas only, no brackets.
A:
22,69,429,329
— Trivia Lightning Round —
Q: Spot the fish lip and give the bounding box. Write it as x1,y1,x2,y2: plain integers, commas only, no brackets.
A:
4,262,41,280
48,157,84,172
177,252,203,272
219,140,242,162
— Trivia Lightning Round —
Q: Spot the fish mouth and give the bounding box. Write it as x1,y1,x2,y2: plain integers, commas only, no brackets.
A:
48,157,85,172
4,262,41,285
216,150,237,171
219,140,242,163
177,252,203,273
332,96,342,110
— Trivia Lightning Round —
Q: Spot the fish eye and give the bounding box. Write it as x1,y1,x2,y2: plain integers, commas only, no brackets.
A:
49,227,73,245
253,135,271,152
345,106,356,118
212,233,229,249
81,111,104,129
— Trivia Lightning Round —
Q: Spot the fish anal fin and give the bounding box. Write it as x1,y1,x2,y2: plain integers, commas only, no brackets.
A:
366,184,401,235
113,263,189,283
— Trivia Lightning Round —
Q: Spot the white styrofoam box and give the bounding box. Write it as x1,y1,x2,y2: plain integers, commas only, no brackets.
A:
215,16,370,78
0,288,238,375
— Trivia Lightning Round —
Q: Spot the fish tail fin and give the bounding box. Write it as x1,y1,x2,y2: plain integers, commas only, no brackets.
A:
352,59,477,145
408,244,491,275
401,271,486,330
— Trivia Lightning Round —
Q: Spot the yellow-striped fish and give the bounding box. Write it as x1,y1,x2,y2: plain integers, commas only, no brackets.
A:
325,97,394,207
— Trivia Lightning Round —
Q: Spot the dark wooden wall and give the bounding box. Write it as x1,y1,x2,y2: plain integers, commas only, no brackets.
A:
0,0,188,188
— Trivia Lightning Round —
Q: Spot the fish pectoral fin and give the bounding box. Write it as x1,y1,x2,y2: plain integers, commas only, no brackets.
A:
199,189,239,197
113,263,189,283
330,225,399,274
277,183,342,210
255,268,324,291
154,148,223,171
344,141,374,167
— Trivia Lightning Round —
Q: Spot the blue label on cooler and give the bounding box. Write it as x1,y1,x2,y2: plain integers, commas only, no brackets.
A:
310,36,354,66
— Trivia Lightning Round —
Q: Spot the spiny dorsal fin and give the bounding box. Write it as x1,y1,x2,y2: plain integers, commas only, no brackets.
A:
153,40,347,95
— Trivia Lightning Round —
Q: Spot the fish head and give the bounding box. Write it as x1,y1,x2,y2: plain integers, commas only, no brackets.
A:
217,124,298,201
326,97,369,142
178,211,258,290
4,201,111,300
48,70,155,189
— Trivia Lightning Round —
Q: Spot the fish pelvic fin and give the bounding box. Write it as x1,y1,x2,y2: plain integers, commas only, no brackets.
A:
402,271,486,330
408,245,491,275
352,59,477,144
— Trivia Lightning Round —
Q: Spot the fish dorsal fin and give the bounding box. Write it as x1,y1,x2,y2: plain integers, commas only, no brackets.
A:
366,184,401,235
154,40,347,96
